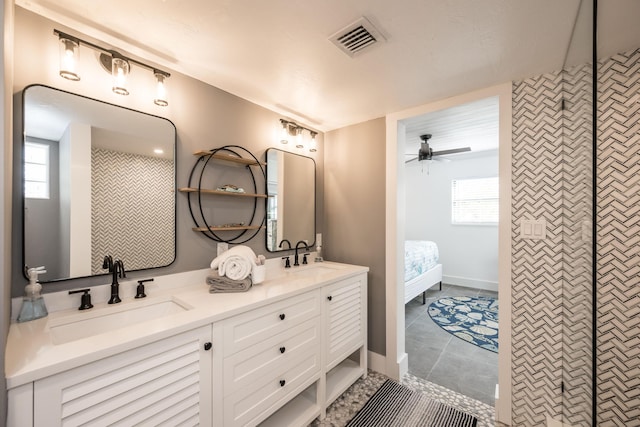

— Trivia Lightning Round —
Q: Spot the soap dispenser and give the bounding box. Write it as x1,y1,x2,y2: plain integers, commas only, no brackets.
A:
17,266,48,323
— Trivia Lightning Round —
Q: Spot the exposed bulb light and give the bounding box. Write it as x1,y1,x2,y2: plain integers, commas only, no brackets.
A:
279,120,289,144
53,29,171,105
111,55,130,96
309,132,318,152
278,118,319,152
154,148,164,155
295,127,304,148
58,37,80,81
154,71,168,107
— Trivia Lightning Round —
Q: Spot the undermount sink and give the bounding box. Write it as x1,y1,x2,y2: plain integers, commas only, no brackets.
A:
49,297,192,345
285,264,341,276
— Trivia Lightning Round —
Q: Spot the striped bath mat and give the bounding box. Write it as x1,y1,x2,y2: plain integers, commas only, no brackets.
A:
347,380,478,427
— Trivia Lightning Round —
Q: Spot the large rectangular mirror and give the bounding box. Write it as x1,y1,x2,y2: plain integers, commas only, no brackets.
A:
265,148,315,251
22,85,176,282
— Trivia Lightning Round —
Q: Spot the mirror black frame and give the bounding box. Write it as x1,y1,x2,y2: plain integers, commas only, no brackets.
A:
20,84,177,282
265,148,316,253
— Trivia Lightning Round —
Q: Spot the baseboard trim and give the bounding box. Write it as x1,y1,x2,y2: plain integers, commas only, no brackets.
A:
442,275,498,292
367,350,386,374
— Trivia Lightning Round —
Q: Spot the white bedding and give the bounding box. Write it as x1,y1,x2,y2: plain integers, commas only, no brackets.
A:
404,240,442,304
404,240,439,282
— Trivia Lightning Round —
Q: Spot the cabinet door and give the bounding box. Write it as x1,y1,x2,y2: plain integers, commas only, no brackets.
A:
324,274,366,370
34,326,213,427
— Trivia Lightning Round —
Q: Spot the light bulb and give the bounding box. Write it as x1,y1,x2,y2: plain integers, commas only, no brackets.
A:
111,56,130,96
59,38,80,81
154,72,168,106
280,121,289,144
309,132,317,152
295,128,304,149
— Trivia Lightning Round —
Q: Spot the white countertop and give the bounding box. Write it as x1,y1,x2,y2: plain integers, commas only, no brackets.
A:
5,261,368,389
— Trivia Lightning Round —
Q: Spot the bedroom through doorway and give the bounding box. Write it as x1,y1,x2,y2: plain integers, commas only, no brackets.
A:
402,96,500,406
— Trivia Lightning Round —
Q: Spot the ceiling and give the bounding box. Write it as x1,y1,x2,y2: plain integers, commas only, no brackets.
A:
15,0,640,144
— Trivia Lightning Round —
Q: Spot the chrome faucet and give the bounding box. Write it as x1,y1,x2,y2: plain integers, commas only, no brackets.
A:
294,241,309,266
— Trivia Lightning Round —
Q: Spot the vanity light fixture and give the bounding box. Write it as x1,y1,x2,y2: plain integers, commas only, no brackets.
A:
111,54,130,96
279,120,290,144
53,29,171,106
279,119,318,152
309,131,318,152
58,35,80,81
295,127,304,149
153,71,169,106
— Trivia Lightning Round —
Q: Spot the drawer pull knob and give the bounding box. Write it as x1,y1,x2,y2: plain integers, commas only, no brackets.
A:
204,342,212,351
280,380,286,387
279,313,285,320
327,295,333,301
279,346,286,354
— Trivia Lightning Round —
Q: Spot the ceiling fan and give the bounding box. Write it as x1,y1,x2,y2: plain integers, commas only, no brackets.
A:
405,134,471,163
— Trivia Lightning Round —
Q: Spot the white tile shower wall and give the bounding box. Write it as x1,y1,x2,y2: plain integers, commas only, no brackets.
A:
560,61,593,427
91,148,175,274
596,47,640,426
511,71,565,426
511,45,640,427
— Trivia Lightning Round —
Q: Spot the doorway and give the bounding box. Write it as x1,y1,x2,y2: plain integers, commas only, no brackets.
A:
402,96,500,405
384,82,512,423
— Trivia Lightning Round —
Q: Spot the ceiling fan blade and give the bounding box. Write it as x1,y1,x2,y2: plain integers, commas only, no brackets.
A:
432,147,471,156
405,156,419,163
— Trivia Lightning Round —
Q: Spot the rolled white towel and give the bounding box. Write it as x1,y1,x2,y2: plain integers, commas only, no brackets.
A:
210,245,258,281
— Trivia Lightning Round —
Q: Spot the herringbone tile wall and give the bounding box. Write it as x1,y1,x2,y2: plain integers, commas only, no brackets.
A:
91,148,175,274
596,47,640,426
511,46,640,427
512,71,566,426
561,61,594,427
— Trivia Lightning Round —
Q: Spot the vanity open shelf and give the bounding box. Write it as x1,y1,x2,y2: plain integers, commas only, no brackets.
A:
192,225,264,232
192,150,265,166
183,145,266,243
178,187,268,198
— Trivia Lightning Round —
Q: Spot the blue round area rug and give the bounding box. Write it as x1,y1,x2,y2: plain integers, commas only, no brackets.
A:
428,296,498,353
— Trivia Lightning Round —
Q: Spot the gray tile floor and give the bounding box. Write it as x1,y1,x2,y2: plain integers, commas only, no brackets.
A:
405,283,499,406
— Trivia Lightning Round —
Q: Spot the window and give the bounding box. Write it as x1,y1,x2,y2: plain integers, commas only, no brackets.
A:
24,142,50,199
451,177,498,224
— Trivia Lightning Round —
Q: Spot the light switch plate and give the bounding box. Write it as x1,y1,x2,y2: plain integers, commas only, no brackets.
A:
520,219,547,240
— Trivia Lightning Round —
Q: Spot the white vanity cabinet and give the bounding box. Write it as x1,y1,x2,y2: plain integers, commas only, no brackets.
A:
6,264,368,427
217,271,368,427
323,274,368,404
217,290,323,426
33,325,213,426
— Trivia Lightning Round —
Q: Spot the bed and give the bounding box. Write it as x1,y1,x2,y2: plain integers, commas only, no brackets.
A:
404,240,442,304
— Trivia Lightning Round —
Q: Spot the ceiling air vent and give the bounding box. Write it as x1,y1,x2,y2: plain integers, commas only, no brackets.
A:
330,17,386,58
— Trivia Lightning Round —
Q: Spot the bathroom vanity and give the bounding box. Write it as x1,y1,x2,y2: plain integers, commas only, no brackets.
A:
5,262,368,426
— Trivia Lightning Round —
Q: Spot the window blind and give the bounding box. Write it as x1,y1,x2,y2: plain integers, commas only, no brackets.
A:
451,176,498,224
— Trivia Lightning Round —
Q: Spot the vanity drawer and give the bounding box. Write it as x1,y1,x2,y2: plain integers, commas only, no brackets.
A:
221,289,321,356
223,350,320,426
223,317,320,396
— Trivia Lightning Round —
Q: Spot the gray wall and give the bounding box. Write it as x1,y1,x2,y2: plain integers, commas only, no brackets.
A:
324,118,386,356
10,7,324,297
